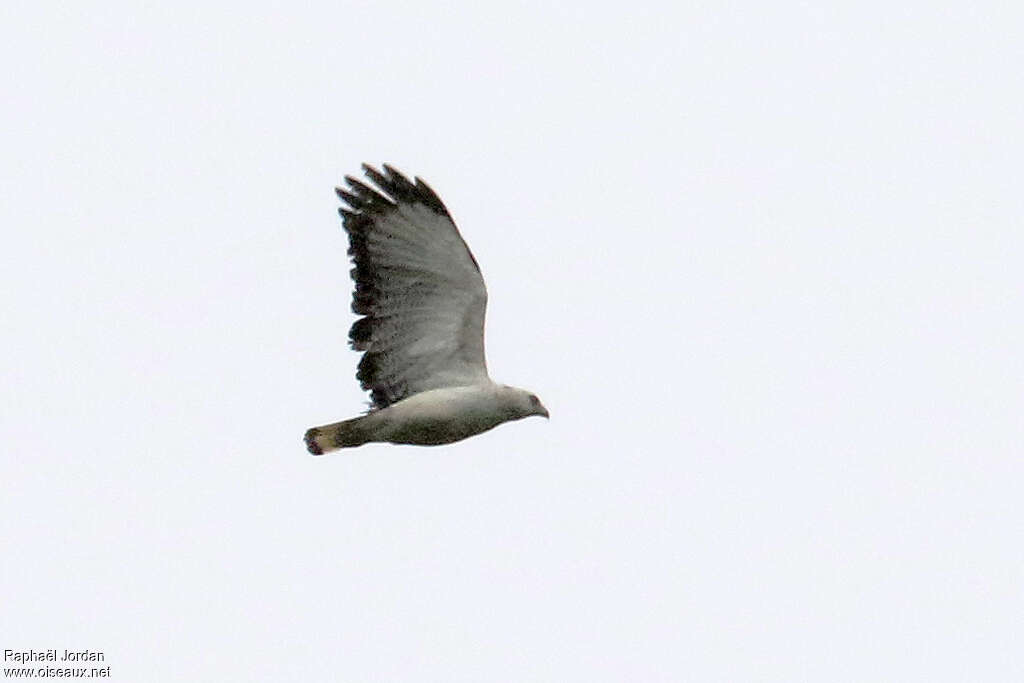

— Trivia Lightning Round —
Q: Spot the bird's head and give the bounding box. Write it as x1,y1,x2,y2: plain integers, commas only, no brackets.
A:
502,386,550,420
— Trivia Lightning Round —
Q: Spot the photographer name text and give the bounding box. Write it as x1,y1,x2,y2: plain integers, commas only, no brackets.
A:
4,649,105,664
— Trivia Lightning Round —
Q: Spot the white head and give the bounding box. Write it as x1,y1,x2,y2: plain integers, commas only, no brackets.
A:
499,385,550,421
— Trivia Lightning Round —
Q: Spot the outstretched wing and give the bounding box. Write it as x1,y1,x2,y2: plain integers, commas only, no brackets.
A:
337,164,489,410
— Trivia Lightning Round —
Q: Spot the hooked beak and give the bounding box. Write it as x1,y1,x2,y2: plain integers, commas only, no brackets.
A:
539,405,550,419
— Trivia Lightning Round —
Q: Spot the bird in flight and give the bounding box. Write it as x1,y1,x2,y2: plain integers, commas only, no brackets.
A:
304,164,548,454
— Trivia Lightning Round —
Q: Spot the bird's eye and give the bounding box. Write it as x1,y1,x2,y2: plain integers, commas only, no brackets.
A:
529,395,539,405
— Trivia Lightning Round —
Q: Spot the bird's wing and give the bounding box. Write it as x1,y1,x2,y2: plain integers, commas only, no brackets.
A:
337,164,489,410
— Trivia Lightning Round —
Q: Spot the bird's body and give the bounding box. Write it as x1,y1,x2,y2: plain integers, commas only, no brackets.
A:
306,383,539,452
304,164,547,454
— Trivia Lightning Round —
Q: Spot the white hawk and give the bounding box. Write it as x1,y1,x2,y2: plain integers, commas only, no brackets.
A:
304,164,548,454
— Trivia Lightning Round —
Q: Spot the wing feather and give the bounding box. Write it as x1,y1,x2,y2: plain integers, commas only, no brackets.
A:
337,164,489,409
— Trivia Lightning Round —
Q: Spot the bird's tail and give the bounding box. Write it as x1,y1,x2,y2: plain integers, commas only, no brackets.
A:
304,416,371,455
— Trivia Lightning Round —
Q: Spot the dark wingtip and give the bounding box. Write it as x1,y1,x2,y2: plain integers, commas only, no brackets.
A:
361,162,382,179
412,176,448,214
304,428,324,456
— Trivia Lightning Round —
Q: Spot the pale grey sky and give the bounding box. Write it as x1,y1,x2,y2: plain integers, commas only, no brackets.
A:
3,1,1022,680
